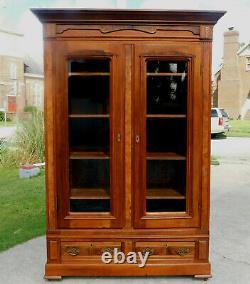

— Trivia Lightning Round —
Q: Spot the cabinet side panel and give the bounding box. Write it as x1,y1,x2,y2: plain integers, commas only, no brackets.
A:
44,39,57,230
201,41,212,231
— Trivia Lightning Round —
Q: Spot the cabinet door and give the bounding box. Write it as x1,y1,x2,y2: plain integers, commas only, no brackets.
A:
133,43,202,228
55,42,125,228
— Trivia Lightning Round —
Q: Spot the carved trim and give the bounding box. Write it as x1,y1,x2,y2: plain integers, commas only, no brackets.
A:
56,24,200,36
65,246,80,256
200,25,213,40
176,247,191,256
101,247,114,254
141,248,154,256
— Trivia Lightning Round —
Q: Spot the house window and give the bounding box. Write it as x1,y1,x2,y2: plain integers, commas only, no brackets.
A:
33,83,43,107
9,81,17,96
10,63,17,79
246,57,250,71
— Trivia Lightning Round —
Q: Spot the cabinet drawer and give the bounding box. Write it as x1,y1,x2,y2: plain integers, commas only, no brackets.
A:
61,241,122,260
135,241,195,259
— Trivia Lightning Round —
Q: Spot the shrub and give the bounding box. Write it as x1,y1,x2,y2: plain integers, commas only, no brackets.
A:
0,111,4,121
23,106,38,113
0,111,44,167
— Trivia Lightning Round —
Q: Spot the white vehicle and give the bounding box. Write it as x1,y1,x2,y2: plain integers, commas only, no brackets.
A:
211,108,230,136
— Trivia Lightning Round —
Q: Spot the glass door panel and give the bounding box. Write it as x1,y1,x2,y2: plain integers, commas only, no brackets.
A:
68,58,111,213
146,59,188,213
133,43,201,228
147,60,188,114
56,42,124,229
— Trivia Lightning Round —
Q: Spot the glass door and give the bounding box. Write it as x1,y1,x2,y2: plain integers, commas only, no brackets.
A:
55,42,124,228
68,58,111,213
133,44,201,228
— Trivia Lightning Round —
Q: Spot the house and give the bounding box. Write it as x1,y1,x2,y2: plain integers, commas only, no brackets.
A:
213,28,250,119
0,28,44,119
0,28,24,116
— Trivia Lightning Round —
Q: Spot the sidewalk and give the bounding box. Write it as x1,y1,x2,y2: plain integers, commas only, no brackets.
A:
0,126,16,139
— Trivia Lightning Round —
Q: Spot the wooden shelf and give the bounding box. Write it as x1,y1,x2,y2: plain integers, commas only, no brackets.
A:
147,188,186,200
147,114,186,118
147,152,186,160
70,188,110,199
70,151,110,159
69,72,110,76
69,114,110,118
147,72,186,76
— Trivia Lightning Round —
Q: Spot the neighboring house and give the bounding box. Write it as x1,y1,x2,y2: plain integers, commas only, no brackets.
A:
213,28,250,119
24,73,44,110
0,28,44,118
0,28,24,115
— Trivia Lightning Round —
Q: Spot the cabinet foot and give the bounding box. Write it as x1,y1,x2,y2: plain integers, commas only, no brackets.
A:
194,275,212,281
44,275,62,280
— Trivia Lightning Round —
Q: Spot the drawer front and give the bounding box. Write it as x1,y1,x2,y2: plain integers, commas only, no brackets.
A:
135,241,195,259
61,241,122,261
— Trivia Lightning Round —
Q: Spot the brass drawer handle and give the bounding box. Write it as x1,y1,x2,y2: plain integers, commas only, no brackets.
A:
141,248,154,256
117,133,121,142
66,246,80,256
176,247,191,256
101,247,114,254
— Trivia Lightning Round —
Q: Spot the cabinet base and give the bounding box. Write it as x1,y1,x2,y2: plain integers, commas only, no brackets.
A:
45,262,211,278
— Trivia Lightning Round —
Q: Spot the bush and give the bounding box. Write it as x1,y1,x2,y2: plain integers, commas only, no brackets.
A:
0,111,4,121
0,111,44,167
23,106,38,113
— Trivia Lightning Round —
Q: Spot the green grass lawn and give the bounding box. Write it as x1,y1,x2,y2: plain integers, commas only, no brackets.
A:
0,168,45,252
211,155,220,165
0,121,16,127
227,120,250,137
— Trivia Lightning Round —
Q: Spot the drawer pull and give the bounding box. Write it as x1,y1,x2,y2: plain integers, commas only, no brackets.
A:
101,247,114,254
176,247,191,256
141,248,154,256
66,246,80,256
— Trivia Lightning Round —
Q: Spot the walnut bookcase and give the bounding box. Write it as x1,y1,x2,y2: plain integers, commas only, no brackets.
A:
32,8,225,280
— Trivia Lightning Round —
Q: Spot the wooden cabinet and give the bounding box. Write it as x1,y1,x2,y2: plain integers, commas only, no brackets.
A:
33,8,225,280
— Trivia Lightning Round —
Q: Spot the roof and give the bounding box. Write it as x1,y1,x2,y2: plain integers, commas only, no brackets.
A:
237,42,250,55
24,55,43,75
0,28,23,37
24,73,44,79
31,8,226,25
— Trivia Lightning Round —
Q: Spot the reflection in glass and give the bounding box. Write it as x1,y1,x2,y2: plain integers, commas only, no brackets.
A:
147,199,185,212
147,75,187,114
70,200,110,212
69,118,109,152
68,58,111,213
70,159,110,190
69,59,110,73
146,160,186,212
69,76,109,114
145,59,188,213
147,118,186,155
146,60,187,114
147,60,187,74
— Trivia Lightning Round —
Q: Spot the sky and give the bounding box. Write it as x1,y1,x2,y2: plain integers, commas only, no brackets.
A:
0,0,250,75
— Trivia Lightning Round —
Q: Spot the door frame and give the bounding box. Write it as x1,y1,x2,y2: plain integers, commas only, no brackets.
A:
132,42,202,228
54,41,125,229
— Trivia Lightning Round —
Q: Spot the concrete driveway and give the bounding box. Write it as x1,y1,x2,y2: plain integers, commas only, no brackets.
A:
0,137,250,284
